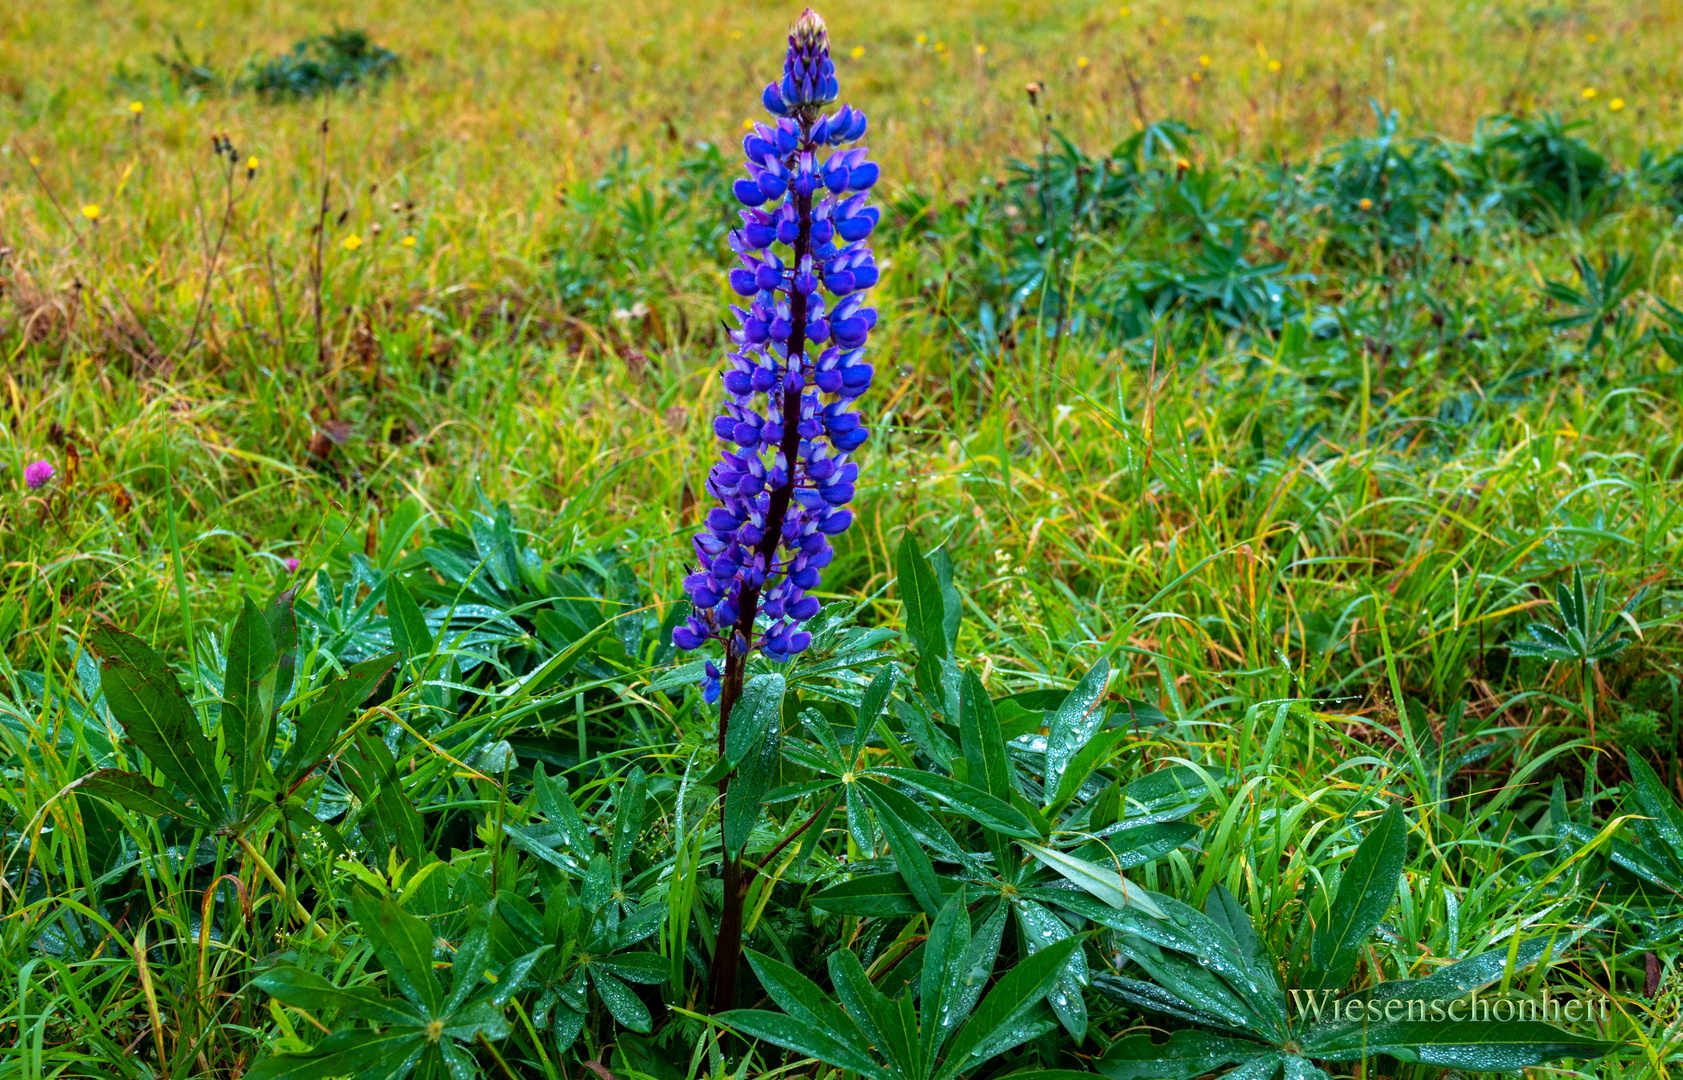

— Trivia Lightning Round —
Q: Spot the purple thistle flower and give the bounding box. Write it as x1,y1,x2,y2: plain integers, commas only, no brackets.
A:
23,459,54,490
676,7,878,675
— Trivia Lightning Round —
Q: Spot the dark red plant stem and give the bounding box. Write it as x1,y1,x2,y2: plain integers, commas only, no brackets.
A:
708,153,815,1018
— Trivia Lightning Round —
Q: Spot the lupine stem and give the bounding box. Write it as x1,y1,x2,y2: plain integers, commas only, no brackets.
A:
710,184,815,1017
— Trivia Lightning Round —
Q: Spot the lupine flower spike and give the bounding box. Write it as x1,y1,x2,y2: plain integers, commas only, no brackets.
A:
673,8,879,700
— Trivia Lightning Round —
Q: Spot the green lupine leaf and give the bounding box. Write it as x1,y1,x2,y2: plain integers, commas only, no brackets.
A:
592,969,651,1033
1304,1014,1612,1067
722,717,779,859
245,1029,427,1080
860,781,946,917
811,872,963,916
1044,657,1110,797
870,766,1036,837
717,1009,891,1080
725,673,785,767
742,949,864,1048
1097,1029,1277,1080
253,967,424,1027
1021,841,1167,918
937,937,1079,1080
1303,803,1406,992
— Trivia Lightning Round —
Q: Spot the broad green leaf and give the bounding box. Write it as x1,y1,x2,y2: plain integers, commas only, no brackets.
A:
722,717,779,859
850,666,895,768
827,949,901,1074
71,769,213,827
1303,804,1407,992
937,937,1079,1080
870,766,1035,838
385,577,435,665
222,594,276,798
725,673,785,766
1626,753,1683,874
350,891,443,1016
896,531,950,681
921,887,972,1062
1021,842,1166,918
1045,658,1110,797
860,782,945,917
1016,899,1089,1042
1097,1029,1277,1080
1048,728,1130,815
718,1009,891,1080
810,872,962,916
612,766,647,877
855,777,971,865
597,951,670,986
742,949,862,1043
1305,1012,1612,1068
245,1029,426,1080
89,626,227,820
279,653,401,787
253,967,423,1027
958,668,1011,801
592,969,651,1032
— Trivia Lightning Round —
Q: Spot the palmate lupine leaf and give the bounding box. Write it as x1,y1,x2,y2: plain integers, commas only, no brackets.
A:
720,889,1080,1080
252,893,545,1080
1298,803,1408,992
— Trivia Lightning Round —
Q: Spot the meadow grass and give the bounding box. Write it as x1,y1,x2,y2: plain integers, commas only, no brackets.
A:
2,1,1683,1077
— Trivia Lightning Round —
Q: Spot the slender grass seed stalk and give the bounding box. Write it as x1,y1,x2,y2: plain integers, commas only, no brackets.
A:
669,6,880,1013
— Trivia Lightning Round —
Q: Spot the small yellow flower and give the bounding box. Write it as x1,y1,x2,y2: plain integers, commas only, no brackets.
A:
1359,197,1373,210
916,33,928,45
1191,71,1202,82
1267,59,1282,72
246,156,258,171
1077,56,1089,68
974,43,987,55
1118,5,1130,15
731,29,743,40
129,101,143,114
1585,33,1597,43
342,235,362,251
1608,97,1625,111
401,235,417,248
1160,16,1170,26
82,204,101,220
934,41,946,53
28,156,40,166
1198,54,1211,66
742,118,755,131
1581,87,1597,99
1175,157,1191,171
850,45,864,59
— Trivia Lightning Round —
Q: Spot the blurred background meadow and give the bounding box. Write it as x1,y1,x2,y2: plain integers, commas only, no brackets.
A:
3,0,1683,1076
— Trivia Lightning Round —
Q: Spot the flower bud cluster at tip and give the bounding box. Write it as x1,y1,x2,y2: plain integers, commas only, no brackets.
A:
673,7,881,697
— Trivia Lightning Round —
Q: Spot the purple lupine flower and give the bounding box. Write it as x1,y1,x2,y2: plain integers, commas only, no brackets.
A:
23,459,55,490
675,7,878,673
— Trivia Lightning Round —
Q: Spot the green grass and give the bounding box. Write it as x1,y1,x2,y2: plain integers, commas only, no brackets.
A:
3,1,1683,1078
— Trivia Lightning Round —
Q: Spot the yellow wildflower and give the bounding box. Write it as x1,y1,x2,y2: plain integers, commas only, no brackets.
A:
1608,97,1625,111
129,101,143,114
82,204,101,220
342,235,362,251
1581,87,1597,99
850,45,864,59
